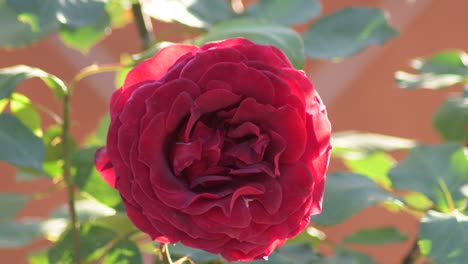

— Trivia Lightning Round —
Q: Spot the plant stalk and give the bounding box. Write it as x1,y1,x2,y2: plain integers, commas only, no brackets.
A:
161,243,173,264
62,92,81,264
132,0,155,50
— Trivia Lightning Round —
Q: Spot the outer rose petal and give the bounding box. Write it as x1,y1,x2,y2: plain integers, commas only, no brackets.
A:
123,44,197,89
94,147,116,188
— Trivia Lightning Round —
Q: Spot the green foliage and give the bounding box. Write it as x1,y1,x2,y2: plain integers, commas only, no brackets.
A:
197,18,304,69
0,193,29,221
0,113,45,170
389,143,468,212
316,247,377,264
312,172,399,226
245,0,321,26
303,7,397,59
0,220,42,247
343,152,394,188
418,210,468,264
396,50,468,89
102,239,142,264
433,97,468,142
343,226,408,245
10,93,42,136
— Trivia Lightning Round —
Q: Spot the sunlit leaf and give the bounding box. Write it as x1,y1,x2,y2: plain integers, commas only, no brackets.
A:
246,0,321,26
419,210,468,264
312,172,399,226
102,239,142,264
0,65,67,99
0,113,44,170
317,247,377,264
389,143,468,212
304,7,397,59
344,152,394,188
51,199,115,222
10,93,42,136
197,18,304,68
395,71,464,89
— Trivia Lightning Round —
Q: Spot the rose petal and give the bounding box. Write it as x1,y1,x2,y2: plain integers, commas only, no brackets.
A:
94,147,116,188
123,44,196,89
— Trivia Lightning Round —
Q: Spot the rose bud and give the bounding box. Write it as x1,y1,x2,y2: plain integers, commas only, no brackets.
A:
95,38,331,262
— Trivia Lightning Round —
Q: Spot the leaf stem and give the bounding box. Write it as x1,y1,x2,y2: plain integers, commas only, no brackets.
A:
131,0,155,50
161,243,173,264
69,63,127,89
437,177,455,212
61,92,81,264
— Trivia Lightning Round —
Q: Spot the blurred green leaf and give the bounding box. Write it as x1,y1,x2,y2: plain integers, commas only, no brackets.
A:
169,243,221,263
197,18,304,68
59,11,110,53
419,210,468,264
0,0,52,47
10,93,42,136
315,247,377,264
0,65,67,99
0,98,8,112
51,199,116,222
344,226,407,245
0,113,45,170
84,115,110,146
304,7,397,59
143,0,234,28
92,213,137,236
287,226,326,248
331,131,415,159
246,0,321,26
403,192,434,211
344,152,394,188
102,238,142,264
433,97,468,142
0,219,42,247
48,224,117,263
73,146,122,208
414,50,468,76
389,143,468,212
395,71,464,89
28,249,49,264
312,172,399,226
106,0,131,28
0,193,29,222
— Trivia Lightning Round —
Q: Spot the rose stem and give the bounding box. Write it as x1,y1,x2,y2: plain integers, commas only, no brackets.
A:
161,243,174,264
62,91,81,264
131,0,155,50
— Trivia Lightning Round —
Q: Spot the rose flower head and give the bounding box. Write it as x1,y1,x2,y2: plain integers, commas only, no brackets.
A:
95,38,332,262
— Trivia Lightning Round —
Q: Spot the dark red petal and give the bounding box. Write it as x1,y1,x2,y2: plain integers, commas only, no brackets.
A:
171,141,202,175
94,147,116,188
123,44,197,89
194,89,241,113
180,48,246,82
198,63,274,104
233,44,292,68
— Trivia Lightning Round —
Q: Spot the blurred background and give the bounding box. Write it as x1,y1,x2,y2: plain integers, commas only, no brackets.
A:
1,0,467,263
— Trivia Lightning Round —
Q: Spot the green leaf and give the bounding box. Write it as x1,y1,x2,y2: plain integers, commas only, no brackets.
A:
312,172,398,226
403,192,434,211
73,146,122,208
84,114,110,146
433,97,468,142
48,224,117,263
0,65,67,99
92,213,137,236
0,113,45,170
59,11,110,53
0,193,29,222
0,98,8,112
287,226,326,248
8,0,107,29
197,18,304,68
419,210,468,264
51,199,116,222
388,143,468,212
0,0,52,47
344,152,394,188
106,0,131,28
10,93,42,136
0,219,42,247
395,71,464,89
102,239,142,264
246,0,321,26
414,50,468,76
28,249,49,264
331,131,415,159
316,247,377,264
344,226,407,245
169,243,221,263
142,0,234,28
304,7,397,59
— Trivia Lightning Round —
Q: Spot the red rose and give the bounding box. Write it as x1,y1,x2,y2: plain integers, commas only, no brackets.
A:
95,38,331,262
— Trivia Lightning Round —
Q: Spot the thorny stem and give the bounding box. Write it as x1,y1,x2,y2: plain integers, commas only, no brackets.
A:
132,0,155,50
61,91,81,264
